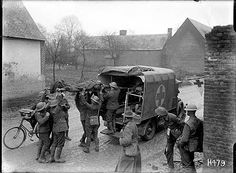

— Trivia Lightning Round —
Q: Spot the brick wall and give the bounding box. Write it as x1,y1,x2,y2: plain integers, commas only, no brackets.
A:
40,41,46,76
204,25,236,173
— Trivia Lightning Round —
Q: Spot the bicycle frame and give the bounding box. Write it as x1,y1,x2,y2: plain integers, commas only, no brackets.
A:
18,118,38,138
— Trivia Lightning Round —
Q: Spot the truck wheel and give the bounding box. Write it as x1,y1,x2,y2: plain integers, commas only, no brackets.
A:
142,119,156,141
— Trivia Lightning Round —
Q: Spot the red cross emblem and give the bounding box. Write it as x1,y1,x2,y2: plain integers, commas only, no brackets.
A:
155,84,166,107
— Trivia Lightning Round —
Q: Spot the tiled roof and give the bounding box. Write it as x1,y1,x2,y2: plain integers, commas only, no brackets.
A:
121,34,168,50
188,18,212,38
92,34,168,50
3,1,45,41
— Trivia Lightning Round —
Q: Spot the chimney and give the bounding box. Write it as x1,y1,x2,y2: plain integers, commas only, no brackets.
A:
120,30,127,36
167,28,172,38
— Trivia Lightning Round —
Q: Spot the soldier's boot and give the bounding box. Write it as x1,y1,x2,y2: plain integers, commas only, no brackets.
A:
65,130,72,141
95,138,99,152
79,142,86,147
79,134,86,147
47,146,56,163
35,142,43,160
38,145,47,163
55,147,66,163
83,147,90,153
95,146,99,152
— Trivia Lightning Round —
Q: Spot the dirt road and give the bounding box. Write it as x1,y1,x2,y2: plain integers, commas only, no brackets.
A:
2,85,203,173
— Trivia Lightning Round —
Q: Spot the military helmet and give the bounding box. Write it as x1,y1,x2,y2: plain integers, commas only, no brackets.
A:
185,104,197,111
91,95,100,103
155,107,168,116
36,102,46,112
109,82,118,89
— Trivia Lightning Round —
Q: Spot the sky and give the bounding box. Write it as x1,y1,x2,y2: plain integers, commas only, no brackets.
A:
23,1,233,36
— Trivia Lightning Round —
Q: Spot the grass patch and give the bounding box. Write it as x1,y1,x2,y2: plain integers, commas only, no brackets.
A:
45,64,101,87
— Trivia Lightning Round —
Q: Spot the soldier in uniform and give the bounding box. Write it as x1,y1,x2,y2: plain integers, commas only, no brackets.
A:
31,90,50,130
115,110,141,173
56,88,71,141
75,89,88,147
176,104,203,173
34,102,51,163
81,94,101,153
48,98,69,163
155,107,184,172
100,82,120,134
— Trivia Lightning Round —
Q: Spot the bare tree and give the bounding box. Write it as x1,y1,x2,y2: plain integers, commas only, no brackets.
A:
101,32,132,64
45,32,63,82
55,15,81,40
55,15,81,69
37,23,47,37
73,30,96,81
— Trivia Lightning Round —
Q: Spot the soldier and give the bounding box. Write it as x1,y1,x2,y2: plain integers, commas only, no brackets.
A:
75,88,88,147
155,107,184,173
100,82,120,134
81,94,101,153
34,102,51,163
115,110,141,173
56,89,71,141
48,99,69,163
176,104,203,173
31,90,50,130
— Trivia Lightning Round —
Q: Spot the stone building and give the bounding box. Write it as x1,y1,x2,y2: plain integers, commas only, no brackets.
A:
79,18,211,76
77,30,171,69
162,18,212,74
115,33,170,67
2,1,46,101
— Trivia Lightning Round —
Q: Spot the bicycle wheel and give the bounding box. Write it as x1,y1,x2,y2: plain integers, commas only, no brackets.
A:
3,127,26,149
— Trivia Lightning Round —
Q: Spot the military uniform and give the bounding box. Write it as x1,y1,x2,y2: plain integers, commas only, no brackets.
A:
81,95,101,153
56,92,71,140
48,101,69,163
115,119,141,173
155,107,184,171
62,97,71,140
34,103,51,163
75,92,88,146
164,113,184,169
176,104,202,173
102,87,120,133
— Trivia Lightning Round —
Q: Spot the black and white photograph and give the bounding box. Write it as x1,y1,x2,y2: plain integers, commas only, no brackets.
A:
2,0,235,173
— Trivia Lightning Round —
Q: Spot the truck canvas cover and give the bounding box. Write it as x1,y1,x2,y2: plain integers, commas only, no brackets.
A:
98,65,177,121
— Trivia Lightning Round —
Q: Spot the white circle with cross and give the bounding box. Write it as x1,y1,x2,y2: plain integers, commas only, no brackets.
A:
155,84,166,107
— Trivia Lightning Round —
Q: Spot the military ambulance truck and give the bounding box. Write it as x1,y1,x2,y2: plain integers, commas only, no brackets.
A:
98,65,184,140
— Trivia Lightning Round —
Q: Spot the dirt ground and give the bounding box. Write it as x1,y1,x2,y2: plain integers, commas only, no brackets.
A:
2,85,203,173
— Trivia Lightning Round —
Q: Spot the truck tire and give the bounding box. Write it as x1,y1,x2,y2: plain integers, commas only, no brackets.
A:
142,119,156,141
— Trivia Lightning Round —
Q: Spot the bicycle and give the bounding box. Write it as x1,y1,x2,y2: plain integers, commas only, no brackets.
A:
3,108,39,149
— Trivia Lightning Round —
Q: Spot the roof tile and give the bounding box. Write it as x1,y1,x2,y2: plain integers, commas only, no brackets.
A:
3,1,45,41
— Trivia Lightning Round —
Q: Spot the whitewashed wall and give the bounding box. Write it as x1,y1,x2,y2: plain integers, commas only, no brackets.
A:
2,38,45,100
